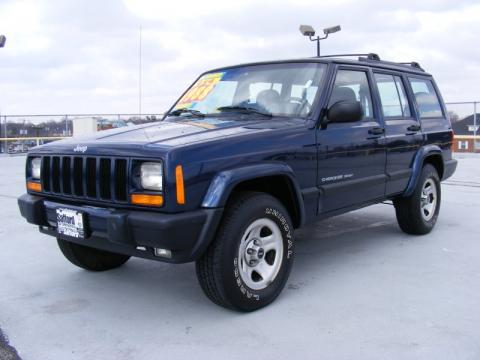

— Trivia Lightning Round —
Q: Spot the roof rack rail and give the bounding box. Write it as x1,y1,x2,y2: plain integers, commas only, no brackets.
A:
319,53,381,61
358,57,425,72
398,62,424,71
317,53,426,72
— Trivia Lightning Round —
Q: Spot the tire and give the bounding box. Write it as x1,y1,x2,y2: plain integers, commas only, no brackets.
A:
57,238,130,271
196,191,295,312
394,164,441,235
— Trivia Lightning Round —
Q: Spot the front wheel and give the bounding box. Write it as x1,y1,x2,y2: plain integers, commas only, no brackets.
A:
57,238,130,271
394,164,441,235
196,192,295,312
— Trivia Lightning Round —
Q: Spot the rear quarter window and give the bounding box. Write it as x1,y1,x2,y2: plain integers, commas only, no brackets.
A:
409,78,443,118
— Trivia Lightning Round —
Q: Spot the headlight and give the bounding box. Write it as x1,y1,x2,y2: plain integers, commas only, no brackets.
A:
31,157,41,179
140,162,163,191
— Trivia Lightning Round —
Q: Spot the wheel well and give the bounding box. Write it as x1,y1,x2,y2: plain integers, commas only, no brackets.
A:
423,154,444,179
230,176,301,228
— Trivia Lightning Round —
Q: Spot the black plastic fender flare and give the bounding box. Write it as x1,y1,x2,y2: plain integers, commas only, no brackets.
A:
403,144,443,197
201,162,306,227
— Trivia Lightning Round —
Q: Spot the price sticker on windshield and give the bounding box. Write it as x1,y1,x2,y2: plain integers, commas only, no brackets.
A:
176,72,224,108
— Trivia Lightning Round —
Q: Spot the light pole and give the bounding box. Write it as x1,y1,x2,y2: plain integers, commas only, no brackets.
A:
299,25,341,57
1,35,5,153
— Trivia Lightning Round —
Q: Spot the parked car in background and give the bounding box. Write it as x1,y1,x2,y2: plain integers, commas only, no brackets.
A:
96,118,128,131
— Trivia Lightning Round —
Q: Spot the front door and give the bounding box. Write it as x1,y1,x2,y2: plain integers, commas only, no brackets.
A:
317,67,387,213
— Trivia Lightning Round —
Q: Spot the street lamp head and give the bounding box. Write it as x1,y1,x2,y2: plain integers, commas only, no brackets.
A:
323,25,341,35
299,25,316,37
0,35,6,48
299,24,342,57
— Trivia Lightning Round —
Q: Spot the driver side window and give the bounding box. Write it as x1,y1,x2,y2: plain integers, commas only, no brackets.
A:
328,70,373,119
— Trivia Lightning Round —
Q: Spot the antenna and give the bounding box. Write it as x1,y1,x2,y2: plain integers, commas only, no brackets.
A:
138,26,142,116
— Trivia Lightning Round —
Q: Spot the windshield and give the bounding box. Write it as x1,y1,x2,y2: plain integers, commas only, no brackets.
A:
171,62,327,118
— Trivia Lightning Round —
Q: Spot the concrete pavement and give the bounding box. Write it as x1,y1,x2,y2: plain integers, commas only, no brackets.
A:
1,154,479,360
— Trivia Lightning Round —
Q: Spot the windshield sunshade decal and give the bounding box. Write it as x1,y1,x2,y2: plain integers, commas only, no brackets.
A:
176,72,225,109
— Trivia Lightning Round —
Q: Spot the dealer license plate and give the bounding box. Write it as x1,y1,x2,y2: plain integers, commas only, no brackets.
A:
56,208,85,239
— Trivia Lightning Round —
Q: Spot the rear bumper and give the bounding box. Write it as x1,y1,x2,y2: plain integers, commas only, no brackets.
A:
443,159,457,181
18,193,223,263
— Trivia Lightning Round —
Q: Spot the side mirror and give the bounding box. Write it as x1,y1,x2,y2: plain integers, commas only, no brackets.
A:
327,100,363,123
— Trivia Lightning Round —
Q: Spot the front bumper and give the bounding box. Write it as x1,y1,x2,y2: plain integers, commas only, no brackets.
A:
18,194,223,263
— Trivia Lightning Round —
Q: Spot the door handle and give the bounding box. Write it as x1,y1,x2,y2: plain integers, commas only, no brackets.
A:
368,127,385,135
407,124,421,132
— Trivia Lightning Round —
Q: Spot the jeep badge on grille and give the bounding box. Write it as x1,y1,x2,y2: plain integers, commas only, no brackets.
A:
73,145,87,153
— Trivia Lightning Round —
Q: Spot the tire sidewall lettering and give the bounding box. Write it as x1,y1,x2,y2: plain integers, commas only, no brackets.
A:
232,205,294,302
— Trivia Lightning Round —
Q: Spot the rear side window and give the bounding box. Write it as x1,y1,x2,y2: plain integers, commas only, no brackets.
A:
409,78,443,118
374,74,411,118
328,70,373,119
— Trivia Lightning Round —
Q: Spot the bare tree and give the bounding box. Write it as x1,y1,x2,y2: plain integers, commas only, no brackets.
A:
448,111,460,123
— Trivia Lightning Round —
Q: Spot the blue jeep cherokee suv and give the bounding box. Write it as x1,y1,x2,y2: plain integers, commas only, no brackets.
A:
18,54,457,311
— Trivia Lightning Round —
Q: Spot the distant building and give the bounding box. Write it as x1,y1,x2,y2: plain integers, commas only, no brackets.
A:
452,113,480,152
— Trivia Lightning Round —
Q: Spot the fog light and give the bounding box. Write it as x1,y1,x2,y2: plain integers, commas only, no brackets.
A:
154,248,172,258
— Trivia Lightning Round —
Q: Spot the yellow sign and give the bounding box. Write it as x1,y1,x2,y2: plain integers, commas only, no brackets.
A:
177,72,224,108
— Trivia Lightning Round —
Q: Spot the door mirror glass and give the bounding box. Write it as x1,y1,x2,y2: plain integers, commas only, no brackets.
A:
327,100,363,123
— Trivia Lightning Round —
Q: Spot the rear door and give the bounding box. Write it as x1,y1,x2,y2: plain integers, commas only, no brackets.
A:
372,72,423,195
316,66,386,213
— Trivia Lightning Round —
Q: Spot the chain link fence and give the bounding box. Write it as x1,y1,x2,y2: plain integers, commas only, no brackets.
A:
1,104,479,154
445,101,479,152
0,114,163,154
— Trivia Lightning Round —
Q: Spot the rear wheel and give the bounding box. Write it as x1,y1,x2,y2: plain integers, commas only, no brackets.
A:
394,164,441,235
57,238,130,271
196,192,294,312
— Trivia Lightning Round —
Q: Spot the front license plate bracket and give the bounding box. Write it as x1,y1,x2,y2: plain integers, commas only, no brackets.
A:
56,208,86,239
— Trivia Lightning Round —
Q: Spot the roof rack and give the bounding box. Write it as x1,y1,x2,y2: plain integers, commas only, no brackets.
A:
397,62,424,71
319,53,381,61
318,53,425,72
357,56,425,72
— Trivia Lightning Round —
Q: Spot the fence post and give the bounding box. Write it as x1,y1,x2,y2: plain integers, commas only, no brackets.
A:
3,115,6,154
474,102,477,153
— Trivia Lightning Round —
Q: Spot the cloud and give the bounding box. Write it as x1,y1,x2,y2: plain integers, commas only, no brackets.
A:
0,0,479,117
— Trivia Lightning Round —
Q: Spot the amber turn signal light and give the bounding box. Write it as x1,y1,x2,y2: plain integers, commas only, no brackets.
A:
27,181,42,192
175,165,185,205
131,193,164,207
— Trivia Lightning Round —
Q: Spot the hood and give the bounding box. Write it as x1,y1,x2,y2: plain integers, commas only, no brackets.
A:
37,116,306,152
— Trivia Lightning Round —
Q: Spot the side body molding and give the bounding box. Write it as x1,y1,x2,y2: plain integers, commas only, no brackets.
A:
403,144,443,197
201,163,306,225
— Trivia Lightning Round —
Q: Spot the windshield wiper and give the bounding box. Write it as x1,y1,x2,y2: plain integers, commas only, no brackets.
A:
168,108,205,117
217,105,272,117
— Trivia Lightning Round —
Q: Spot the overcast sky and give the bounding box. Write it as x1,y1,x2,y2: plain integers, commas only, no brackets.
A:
0,0,479,116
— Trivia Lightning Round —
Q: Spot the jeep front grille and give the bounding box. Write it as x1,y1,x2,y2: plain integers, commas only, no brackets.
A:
40,155,128,202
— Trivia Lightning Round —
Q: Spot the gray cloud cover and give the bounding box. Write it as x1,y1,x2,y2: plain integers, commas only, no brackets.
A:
0,0,479,115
